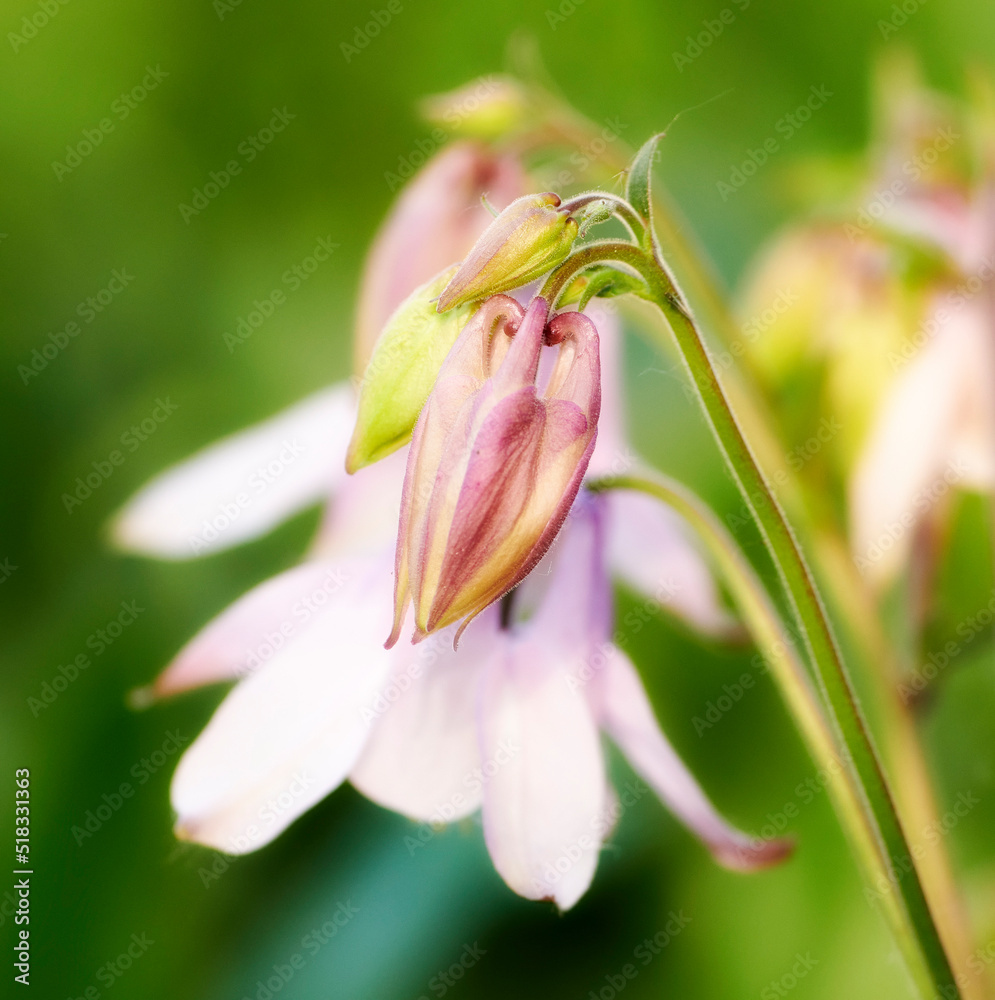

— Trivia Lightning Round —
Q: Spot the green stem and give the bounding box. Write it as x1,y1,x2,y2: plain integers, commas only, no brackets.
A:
563,243,959,998
588,473,887,892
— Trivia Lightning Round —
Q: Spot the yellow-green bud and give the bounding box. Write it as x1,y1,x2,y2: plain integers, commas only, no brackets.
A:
418,76,531,141
346,266,476,473
436,193,579,312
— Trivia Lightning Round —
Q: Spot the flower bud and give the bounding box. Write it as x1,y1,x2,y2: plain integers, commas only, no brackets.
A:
418,76,531,140
388,297,601,647
436,194,579,312
346,266,477,473
353,141,525,371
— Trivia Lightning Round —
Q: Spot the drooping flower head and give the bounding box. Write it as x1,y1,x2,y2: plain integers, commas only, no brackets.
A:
389,295,601,646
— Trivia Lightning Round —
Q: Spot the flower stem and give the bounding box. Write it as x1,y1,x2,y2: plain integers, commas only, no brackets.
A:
558,241,960,998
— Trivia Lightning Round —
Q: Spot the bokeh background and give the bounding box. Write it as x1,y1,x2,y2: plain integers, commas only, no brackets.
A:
3,1,995,997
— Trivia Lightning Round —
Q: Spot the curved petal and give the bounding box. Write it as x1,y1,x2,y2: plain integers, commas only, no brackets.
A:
849,297,988,584
605,488,738,636
111,385,355,559
170,553,395,854
592,647,792,872
479,636,606,910
349,608,501,823
146,558,368,700
583,302,631,479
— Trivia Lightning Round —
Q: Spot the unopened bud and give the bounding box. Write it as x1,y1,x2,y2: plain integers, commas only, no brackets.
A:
436,193,579,312
346,266,477,473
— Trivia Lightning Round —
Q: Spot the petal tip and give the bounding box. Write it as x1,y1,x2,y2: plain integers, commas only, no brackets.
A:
712,835,796,873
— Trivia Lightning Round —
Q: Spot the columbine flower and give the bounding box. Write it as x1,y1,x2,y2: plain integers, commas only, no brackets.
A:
389,295,600,646
115,295,782,908
844,70,995,583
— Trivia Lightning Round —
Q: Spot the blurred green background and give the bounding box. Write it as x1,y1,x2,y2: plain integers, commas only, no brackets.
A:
3,0,995,997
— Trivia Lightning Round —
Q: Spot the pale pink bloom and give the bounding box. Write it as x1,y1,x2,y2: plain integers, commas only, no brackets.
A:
353,140,524,370
849,178,995,583
115,305,772,908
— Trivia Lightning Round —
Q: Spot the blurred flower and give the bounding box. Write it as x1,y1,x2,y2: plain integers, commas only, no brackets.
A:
353,140,524,371
116,303,773,908
739,57,995,586
389,296,600,646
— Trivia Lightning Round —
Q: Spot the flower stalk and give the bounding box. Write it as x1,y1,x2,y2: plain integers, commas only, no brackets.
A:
545,218,960,998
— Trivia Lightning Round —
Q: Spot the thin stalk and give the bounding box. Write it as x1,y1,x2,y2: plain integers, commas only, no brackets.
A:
588,474,887,910
550,241,959,998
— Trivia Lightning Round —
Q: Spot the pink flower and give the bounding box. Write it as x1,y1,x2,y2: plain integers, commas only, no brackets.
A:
389,296,600,646
114,303,781,909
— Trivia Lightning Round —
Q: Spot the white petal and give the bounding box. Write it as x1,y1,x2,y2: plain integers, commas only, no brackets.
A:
170,553,395,853
592,647,791,871
149,558,366,699
606,488,738,636
112,385,355,559
349,608,500,823
849,297,987,584
479,637,606,910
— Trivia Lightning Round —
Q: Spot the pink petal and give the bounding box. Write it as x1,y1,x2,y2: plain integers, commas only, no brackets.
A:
112,385,354,559
350,608,501,822
605,489,738,636
849,295,992,584
591,646,792,872
582,302,630,479
170,554,395,853
479,636,607,910
149,558,367,699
